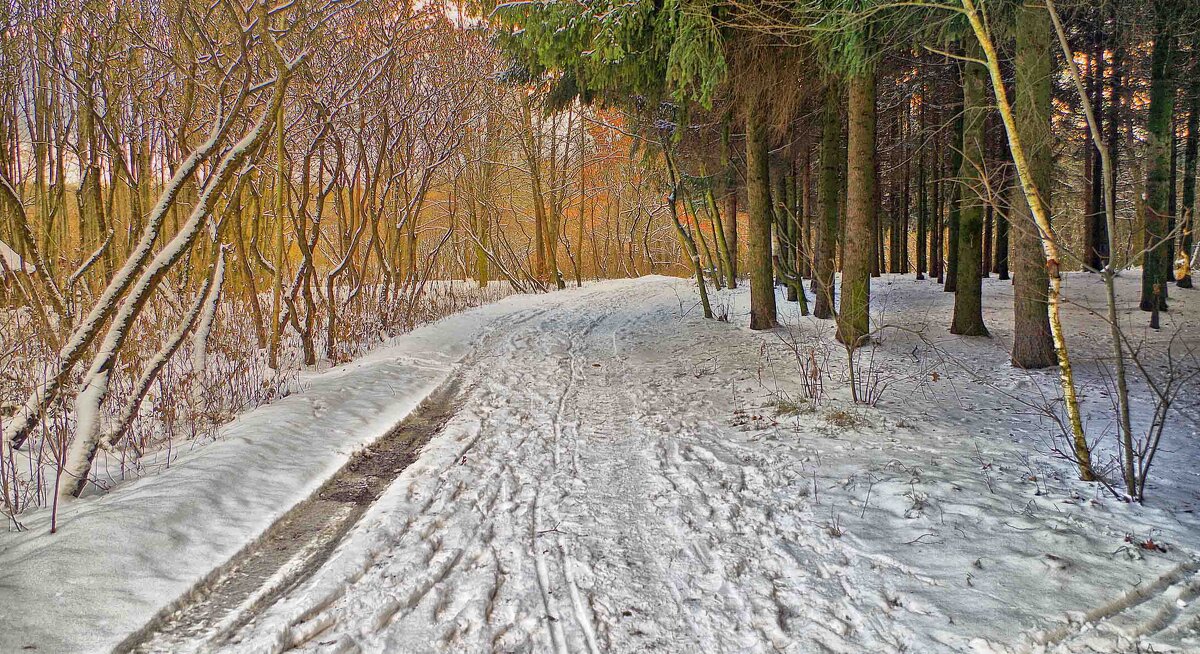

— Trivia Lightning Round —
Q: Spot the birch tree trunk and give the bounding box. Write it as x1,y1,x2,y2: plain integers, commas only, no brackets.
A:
962,0,1093,480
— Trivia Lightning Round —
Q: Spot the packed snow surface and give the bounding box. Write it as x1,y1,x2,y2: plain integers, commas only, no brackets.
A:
3,273,1199,653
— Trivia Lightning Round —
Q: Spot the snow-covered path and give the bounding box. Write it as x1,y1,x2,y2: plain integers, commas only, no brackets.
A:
209,275,1200,654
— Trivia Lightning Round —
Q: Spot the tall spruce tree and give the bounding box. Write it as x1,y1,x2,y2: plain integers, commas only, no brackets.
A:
950,36,989,336
1141,0,1178,312
1009,0,1056,369
837,60,877,347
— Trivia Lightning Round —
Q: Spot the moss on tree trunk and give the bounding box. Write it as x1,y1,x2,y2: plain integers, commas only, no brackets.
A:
951,39,990,337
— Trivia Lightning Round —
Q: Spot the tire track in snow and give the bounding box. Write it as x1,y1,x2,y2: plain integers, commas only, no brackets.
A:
266,284,626,652
1032,560,1200,652
121,376,465,654
194,302,568,652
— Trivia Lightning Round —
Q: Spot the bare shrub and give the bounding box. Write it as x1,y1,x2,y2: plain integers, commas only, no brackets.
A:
776,327,829,406
0,277,514,526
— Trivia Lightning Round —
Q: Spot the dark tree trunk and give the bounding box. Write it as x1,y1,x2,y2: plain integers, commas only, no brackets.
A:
1141,3,1177,312
1180,39,1200,289
722,119,738,287
873,161,883,279
933,113,944,283
983,204,993,277
1082,52,1095,271
838,119,848,270
889,199,901,273
901,128,911,274
1106,9,1122,271
775,157,800,302
800,149,813,279
916,180,927,279
1168,127,1179,254
1010,2,1057,368
944,80,964,293
814,80,841,320
995,174,1010,280
951,39,989,337
1084,19,1108,272
747,105,778,329
891,109,905,274
837,66,876,348
917,97,928,280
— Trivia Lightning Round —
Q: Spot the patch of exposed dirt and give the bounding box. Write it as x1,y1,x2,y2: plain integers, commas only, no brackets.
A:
118,377,464,653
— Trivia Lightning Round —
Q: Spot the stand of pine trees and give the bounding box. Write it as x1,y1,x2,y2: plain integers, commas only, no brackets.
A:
482,0,1200,347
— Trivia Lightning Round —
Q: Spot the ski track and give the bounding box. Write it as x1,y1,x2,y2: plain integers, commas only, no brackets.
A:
207,277,1199,654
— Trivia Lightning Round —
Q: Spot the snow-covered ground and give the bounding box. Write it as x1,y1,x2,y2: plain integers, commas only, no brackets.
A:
0,284,556,654
3,272,1199,653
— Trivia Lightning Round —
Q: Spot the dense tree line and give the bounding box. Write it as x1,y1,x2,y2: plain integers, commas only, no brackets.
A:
2,0,1198,522
480,0,1200,493
482,0,1199,342
0,0,694,522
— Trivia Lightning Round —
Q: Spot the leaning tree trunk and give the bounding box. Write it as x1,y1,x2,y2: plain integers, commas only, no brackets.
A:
814,79,841,320
1010,1,1057,369
746,103,778,330
837,66,876,348
964,0,1093,480
663,150,713,319
1141,6,1176,312
62,62,293,500
1047,0,1134,494
950,39,990,337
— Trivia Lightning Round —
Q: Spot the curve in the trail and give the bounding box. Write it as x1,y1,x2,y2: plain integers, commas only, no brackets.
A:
145,277,1200,654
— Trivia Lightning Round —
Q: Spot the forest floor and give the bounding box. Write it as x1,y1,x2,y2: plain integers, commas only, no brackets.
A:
3,272,1199,653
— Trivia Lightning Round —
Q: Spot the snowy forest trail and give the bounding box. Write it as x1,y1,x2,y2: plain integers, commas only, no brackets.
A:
196,279,925,653
162,275,1198,654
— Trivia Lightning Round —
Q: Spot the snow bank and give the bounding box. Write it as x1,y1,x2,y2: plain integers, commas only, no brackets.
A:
0,285,565,653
